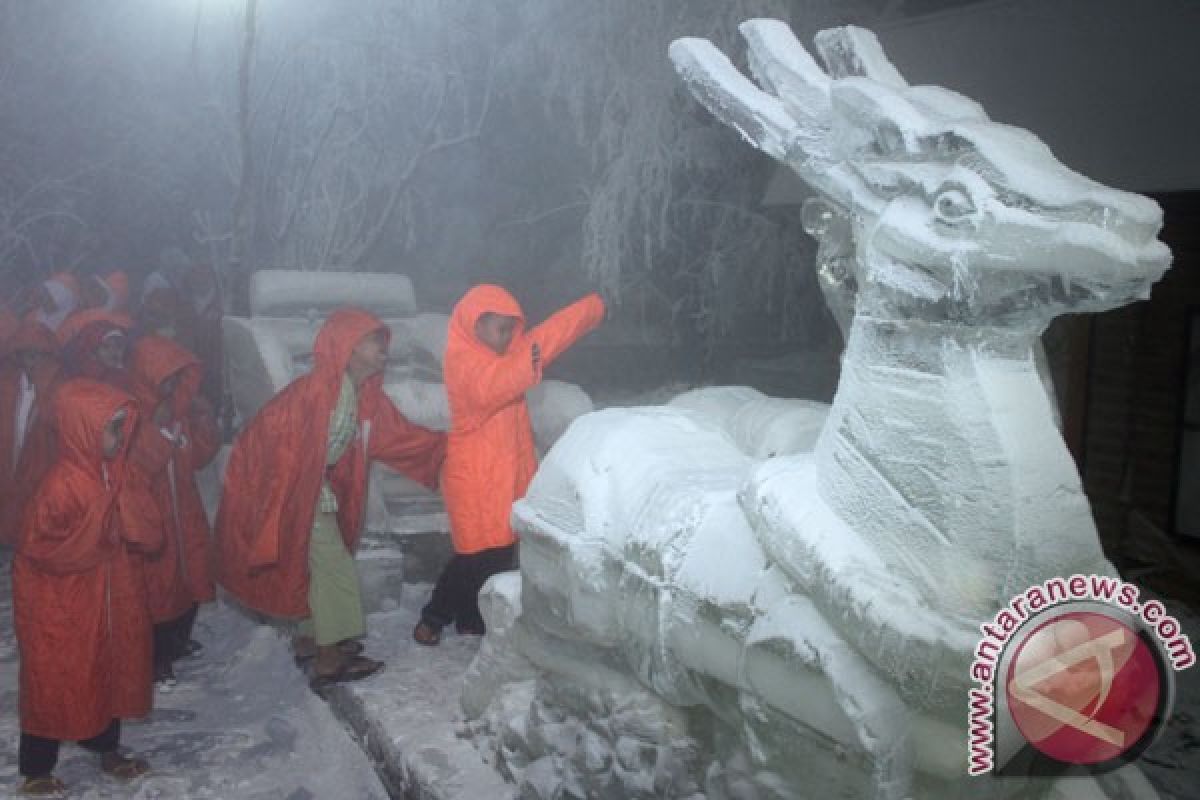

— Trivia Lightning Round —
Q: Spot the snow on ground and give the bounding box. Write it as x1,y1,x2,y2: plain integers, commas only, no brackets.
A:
319,583,512,800
1,513,1198,800
0,544,511,800
0,554,390,800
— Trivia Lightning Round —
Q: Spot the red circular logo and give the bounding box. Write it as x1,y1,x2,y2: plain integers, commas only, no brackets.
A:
1005,611,1162,765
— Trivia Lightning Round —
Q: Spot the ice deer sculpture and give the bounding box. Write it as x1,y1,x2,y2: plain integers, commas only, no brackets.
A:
463,21,1172,800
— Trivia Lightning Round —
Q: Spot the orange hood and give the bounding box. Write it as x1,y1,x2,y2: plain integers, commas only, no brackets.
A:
57,309,134,349
58,310,133,382
129,335,201,418
447,284,526,359
312,307,391,390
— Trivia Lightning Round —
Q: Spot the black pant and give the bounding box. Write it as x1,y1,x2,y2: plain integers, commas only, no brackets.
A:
153,604,198,670
421,544,517,632
19,719,120,778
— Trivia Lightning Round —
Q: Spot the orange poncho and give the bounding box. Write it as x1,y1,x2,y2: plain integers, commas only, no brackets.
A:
13,379,156,740
127,335,221,623
215,308,446,618
443,286,604,554
0,321,61,547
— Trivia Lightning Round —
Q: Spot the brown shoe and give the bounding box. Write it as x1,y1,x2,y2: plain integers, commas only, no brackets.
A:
17,775,67,797
100,751,150,782
293,637,364,665
309,655,385,690
412,621,442,646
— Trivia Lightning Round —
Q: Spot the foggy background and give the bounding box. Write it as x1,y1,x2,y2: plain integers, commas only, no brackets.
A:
2,0,1196,394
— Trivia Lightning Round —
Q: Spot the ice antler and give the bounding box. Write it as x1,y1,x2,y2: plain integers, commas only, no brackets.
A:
669,21,915,212
669,21,834,193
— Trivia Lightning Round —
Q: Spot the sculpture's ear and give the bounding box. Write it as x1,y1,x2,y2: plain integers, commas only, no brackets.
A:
814,26,907,88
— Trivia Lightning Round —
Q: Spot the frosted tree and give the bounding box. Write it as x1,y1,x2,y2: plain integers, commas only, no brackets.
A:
0,0,909,325
192,0,499,307
495,0,889,357
0,3,93,278
0,0,216,281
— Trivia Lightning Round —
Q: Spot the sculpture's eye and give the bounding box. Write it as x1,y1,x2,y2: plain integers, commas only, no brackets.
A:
934,187,975,223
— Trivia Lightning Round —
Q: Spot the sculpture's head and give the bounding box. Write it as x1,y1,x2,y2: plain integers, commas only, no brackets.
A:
670,22,1171,330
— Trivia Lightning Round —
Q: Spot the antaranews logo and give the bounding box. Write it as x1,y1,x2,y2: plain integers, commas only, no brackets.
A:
967,574,1195,777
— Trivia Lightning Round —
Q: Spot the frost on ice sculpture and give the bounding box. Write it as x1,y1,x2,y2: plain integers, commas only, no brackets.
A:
463,20,1172,800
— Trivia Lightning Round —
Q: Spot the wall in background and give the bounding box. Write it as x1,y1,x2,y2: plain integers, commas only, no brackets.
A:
874,0,1200,193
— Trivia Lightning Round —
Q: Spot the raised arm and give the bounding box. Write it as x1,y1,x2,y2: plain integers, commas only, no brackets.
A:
525,293,605,368
453,293,605,421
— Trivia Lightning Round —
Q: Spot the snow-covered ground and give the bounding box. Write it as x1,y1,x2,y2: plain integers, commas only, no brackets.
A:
2,527,1198,800
0,553,391,799
3,547,1199,799
318,583,512,800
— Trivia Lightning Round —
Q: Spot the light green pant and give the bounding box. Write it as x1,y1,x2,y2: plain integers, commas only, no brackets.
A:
296,512,365,646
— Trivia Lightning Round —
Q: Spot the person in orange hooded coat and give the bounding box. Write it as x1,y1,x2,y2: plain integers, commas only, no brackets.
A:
12,379,155,793
413,285,604,645
215,307,446,684
57,308,133,388
127,335,221,687
0,321,61,549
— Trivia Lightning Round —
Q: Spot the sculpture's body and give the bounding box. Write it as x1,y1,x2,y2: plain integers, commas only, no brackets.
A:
464,21,1172,800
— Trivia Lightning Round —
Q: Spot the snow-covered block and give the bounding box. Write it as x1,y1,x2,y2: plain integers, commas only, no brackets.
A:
393,312,450,366
384,380,450,431
509,405,969,791
667,385,764,429
669,385,829,458
527,380,593,455
249,269,417,318
222,316,312,422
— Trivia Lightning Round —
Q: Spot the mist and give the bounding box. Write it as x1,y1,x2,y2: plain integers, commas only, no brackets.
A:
0,0,889,392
